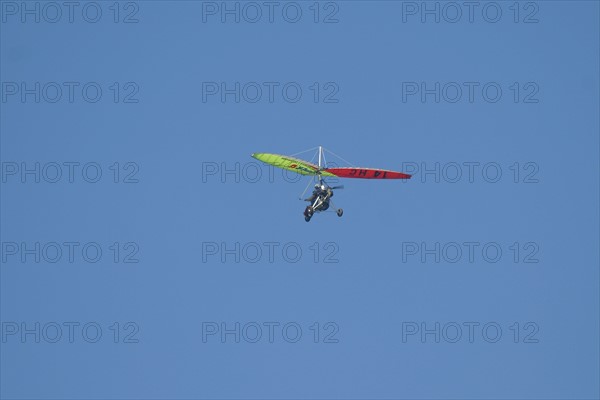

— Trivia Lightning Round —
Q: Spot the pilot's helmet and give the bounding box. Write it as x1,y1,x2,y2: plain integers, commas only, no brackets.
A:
320,184,326,191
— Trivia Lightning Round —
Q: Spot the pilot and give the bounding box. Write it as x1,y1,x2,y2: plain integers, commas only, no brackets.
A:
321,184,333,199
306,184,324,203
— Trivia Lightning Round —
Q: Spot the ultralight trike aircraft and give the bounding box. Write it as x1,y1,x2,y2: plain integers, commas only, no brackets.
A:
252,146,412,222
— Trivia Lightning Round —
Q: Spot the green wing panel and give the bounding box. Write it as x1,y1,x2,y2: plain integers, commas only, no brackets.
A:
251,153,336,177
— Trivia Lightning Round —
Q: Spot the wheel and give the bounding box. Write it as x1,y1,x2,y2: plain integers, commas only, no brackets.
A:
337,208,343,217
304,206,314,221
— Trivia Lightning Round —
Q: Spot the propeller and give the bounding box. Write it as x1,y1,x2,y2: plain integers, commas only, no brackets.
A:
330,185,344,190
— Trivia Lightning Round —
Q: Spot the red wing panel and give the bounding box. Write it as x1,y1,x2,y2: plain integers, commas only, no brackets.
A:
324,167,411,179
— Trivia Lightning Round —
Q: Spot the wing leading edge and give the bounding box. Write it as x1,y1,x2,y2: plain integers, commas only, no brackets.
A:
251,153,336,177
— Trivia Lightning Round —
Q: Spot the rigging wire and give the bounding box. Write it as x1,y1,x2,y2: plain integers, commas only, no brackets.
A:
299,175,316,200
323,147,355,167
290,146,319,157
290,146,355,168
307,149,318,165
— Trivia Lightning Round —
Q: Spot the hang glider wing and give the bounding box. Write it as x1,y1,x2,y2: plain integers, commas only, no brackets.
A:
324,167,411,179
252,153,336,177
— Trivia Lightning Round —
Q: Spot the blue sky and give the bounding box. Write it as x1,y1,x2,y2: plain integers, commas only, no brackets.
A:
1,1,599,399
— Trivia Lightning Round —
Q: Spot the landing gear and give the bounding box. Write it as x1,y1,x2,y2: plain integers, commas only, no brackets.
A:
301,185,342,221
304,206,314,222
